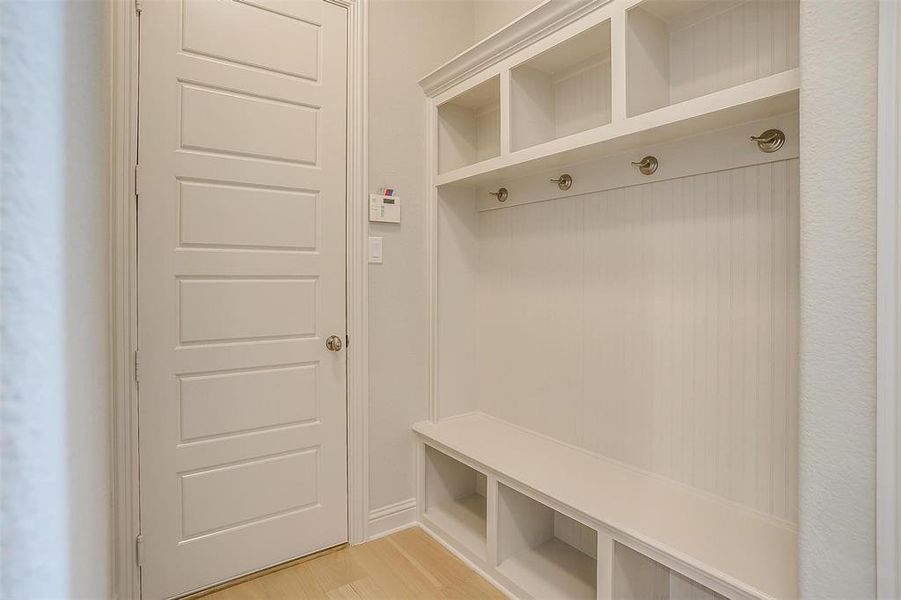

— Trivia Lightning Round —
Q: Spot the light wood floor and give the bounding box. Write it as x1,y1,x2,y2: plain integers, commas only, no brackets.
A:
201,527,506,599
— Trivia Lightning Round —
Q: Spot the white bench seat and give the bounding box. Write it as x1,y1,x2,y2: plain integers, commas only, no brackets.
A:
413,412,797,600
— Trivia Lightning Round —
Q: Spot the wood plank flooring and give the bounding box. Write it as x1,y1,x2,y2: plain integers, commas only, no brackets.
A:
201,527,506,599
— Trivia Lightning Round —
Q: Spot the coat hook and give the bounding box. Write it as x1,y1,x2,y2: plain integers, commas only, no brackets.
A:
549,174,573,191
750,128,785,153
631,156,658,175
489,187,508,202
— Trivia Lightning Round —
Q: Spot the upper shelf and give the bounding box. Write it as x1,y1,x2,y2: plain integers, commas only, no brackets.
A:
425,0,800,189
438,68,798,187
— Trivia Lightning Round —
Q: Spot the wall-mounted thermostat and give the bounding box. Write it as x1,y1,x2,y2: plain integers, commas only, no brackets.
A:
369,194,401,223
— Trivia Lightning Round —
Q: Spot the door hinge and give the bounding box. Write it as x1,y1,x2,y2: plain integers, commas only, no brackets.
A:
135,0,143,14
134,350,140,384
134,164,141,197
135,534,144,567
345,334,350,349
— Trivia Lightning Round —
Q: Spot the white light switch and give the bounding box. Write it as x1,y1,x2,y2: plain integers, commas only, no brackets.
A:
368,236,383,264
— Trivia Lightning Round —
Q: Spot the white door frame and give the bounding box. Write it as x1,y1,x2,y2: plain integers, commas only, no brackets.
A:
878,1,901,598
108,1,369,597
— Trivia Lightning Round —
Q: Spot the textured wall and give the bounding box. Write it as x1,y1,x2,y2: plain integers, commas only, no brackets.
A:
1,2,70,596
798,1,878,597
0,1,112,597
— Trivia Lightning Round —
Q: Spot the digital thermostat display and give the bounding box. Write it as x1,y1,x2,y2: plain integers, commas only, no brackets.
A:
369,194,401,223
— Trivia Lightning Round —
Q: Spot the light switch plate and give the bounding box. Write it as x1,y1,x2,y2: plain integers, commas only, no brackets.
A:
368,236,383,264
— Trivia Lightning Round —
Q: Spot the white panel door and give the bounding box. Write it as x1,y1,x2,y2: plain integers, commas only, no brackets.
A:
137,1,348,597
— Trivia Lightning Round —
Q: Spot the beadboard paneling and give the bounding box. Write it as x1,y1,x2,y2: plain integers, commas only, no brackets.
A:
669,0,800,104
553,512,598,559
474,159,799,522
553,59,611,139
475,108,500,163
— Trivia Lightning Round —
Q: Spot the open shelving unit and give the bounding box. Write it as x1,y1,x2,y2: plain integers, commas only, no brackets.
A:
416,415,797,600
427,0,800,189
418,1,800,599
626,0,800,116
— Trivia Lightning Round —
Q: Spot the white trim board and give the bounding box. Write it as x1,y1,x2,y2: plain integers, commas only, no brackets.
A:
877,0,901,597
367,498,417,541
474,111,799,212
109,1,370,595
108,1,140,596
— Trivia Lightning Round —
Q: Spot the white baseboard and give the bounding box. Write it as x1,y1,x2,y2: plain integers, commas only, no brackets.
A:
366,497,417,540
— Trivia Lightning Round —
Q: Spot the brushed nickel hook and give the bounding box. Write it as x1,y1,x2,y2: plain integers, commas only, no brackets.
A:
750,129,785,153
631,156,658,175
549,174,573,191
488,187,508,202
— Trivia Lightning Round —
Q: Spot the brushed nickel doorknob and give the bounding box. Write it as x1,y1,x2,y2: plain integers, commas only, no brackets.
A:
326,335,343,352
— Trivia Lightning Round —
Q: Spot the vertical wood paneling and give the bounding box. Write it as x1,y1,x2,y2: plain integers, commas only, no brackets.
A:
553,513,598,559
475,159,800,522
476,108,500,163
669,0,800,104
554,60,612,138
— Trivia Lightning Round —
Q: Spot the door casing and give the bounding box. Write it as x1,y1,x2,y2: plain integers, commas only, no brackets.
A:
107,1,369,597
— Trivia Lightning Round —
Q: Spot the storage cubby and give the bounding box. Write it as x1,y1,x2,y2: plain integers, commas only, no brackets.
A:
511,20,611,150
614,543,727,600
437,76,500,173
497,484,597,600
423,445,488,558
626,0,799,116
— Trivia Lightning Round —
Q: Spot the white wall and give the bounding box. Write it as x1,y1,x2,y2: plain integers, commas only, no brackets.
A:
473,0,544,40
0,1,112,598
366,0,475,528
798,1,878,597
365,0,544,536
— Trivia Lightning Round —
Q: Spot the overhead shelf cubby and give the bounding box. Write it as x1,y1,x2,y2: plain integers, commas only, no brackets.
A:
437,76,501,174
511,20,612,151
626,0,800,116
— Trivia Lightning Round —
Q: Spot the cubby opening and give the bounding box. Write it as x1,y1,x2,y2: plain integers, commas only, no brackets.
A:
496,484,597,600
626,0,799,116
437,76,501,174
511,20,611,151
423,445,488,558
614,543,727,600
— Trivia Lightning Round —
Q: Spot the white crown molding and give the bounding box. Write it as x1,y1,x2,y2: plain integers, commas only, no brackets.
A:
418,0,610,98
